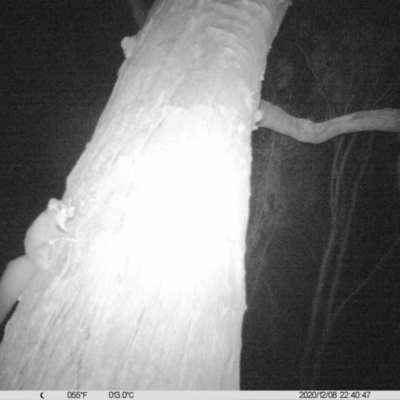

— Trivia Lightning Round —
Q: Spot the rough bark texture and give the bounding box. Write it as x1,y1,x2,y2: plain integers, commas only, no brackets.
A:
0,0,290,390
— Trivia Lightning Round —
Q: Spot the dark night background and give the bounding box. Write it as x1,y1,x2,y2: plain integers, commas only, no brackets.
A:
0,0,399,390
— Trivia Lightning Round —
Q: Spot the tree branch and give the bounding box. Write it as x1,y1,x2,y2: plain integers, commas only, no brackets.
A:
257,100,400,143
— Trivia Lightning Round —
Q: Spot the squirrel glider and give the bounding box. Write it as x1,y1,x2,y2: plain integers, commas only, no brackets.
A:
0,198,75,324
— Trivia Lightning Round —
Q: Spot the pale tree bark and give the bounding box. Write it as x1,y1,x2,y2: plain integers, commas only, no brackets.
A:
0,0,290,390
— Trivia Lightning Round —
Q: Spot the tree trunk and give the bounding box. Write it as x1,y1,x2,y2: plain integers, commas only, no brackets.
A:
0,0,290,389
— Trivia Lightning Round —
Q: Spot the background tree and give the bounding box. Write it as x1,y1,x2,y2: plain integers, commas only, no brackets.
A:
242,1,400,389
298,24,400,387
